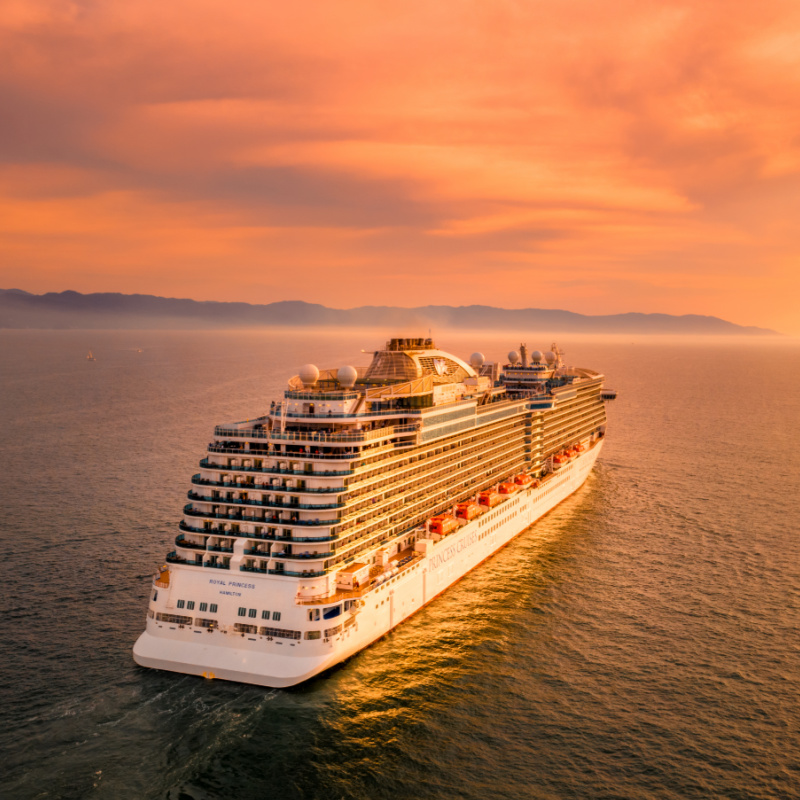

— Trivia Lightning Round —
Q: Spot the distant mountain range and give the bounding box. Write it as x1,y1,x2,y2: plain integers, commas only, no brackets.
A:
0,288,777,335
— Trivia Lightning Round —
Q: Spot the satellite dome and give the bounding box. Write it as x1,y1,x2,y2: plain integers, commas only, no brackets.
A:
544,351,556,365
337,365,358,388
508,350,520,365
531,350,543,363
298,364,319,388
470,352,485,368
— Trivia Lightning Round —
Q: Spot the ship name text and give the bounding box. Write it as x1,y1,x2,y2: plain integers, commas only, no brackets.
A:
429,531,480,571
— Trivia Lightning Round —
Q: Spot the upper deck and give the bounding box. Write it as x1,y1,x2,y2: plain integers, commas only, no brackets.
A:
212,338,605,452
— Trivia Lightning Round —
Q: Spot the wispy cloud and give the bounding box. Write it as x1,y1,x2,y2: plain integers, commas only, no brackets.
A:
1,0,799,331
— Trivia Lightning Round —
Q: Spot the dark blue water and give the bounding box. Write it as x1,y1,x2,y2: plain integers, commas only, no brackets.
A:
1,330,798,800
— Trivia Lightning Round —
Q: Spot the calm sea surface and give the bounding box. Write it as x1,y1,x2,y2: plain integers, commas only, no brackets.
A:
1,329,798,800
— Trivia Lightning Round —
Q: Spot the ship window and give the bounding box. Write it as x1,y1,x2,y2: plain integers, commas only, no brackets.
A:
248,608,257,618
187,601,195,610
156,612,192,625
262,610,271,619
210,604,218,613
199,602,207,612
272,611,281,621
177,599,185,608
152,591,158,602
238,607,246,616
305,631,321,640
323,605,341,620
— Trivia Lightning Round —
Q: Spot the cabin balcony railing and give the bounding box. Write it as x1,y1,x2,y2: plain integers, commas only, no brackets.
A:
178,521,338,543
183,504,335,527
267,568,327,578
243,547,271,556
214,425,269,439
270,550,333,560
166,551,192,565
209,443,368,461
278,408,420,420
186,491,344,511
238,564,327,578
191,474,344,494
208,440,395,462
264,423,418,444
206,545,234,553
199,458,353,477
208,444,270,456
175,536,206,551
284,390,359,401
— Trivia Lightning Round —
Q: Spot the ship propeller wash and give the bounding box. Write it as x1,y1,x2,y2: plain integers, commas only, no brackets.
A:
133,337,616,687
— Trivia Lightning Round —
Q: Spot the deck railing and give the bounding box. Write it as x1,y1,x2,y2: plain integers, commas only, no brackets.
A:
186,490,344,511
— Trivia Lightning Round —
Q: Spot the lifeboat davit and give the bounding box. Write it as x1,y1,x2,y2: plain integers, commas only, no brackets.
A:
499,481,519,494
428,514,459,535
456,501,481,521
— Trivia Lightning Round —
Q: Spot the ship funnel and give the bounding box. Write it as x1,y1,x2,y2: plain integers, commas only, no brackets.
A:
520,343,528,367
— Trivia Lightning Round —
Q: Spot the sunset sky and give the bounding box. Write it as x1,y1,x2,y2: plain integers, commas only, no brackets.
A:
2,0,800,332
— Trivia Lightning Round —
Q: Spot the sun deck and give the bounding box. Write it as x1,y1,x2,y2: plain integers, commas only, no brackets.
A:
295,547,424,605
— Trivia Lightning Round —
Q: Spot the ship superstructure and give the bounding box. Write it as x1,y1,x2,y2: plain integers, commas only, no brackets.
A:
133,337,615,687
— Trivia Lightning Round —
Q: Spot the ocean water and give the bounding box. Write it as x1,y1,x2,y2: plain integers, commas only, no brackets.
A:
1,329,798,800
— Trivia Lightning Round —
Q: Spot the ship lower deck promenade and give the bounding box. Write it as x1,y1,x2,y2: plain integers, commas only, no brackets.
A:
133,337,613,686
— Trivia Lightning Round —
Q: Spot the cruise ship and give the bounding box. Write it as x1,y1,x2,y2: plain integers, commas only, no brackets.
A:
133,337,616,687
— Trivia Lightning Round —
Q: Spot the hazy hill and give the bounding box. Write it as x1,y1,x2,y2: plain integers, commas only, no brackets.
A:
0,288,777,335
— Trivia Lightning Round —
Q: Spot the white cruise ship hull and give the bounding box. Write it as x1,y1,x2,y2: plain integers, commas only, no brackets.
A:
133,441,601,687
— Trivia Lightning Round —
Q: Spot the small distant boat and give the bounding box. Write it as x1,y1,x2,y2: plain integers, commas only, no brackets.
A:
136,348,143,353
86,350,96,361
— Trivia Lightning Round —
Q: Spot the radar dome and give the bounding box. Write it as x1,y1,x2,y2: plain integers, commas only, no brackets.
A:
337,365,358,388
299,364,319,388
508,350,520,365
544,351,556,365
470,352,485,368
531,350,543,363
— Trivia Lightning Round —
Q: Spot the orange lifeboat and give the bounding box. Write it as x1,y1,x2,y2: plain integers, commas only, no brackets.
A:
499,481,519,495
478,489,501,508
574,443,585,452
552,454,567,467
456,501,481,521
514,473,533,487
429,514,459,535
155,565,170,587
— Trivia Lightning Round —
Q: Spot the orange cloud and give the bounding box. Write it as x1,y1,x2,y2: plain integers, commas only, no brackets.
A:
1,1,800,333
